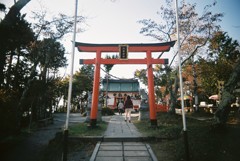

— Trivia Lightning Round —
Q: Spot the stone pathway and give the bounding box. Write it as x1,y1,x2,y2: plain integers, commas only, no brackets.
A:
103,114,142,137
90,115,158,161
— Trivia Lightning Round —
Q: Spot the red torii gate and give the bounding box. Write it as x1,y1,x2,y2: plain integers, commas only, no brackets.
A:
75,41,175,126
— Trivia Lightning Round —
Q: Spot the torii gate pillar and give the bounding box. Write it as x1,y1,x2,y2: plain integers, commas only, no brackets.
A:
90,50,101,126
146,50,157,126
76,41,175,127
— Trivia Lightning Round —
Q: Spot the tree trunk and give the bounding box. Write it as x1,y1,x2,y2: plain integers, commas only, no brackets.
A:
17,61,38,130
168,71,178,114
105,73,109,108
6,52,14,88
0,49,6,87
192,56,199,112
4,0,31,23
215,60,240,125
13,51,21,89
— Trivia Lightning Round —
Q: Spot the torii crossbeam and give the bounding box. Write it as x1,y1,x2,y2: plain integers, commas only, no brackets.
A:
75,41,175,127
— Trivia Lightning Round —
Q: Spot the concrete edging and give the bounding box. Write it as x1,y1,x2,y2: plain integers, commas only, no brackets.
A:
89,141,101,161
146,143,158,161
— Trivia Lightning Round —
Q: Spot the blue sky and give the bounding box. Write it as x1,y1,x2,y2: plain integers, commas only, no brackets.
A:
192,0,240,42
1,0,240,81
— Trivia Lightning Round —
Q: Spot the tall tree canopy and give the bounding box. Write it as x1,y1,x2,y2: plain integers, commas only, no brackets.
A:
59,65,94,109
200,31,240,125
135,0,223,113
0,0,86,135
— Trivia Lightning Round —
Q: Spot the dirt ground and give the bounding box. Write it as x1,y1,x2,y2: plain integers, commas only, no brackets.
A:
1,120,64,161
1,114,110,161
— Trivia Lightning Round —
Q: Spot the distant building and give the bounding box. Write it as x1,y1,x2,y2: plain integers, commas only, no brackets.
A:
101,78,141,110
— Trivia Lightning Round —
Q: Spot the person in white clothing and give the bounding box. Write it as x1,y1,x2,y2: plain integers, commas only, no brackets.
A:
118,101,124,115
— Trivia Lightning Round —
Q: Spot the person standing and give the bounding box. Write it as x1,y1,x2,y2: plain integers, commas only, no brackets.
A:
124,95,133,123
118,100,124,115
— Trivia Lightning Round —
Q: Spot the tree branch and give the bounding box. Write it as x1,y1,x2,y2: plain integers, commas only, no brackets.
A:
4,0,31,23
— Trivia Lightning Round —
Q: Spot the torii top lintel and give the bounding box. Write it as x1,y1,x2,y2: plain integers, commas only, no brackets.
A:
75,41,176,52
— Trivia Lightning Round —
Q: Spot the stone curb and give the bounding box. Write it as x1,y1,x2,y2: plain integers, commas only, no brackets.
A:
146,143,158,161
89,141,101,161
69,136,176,142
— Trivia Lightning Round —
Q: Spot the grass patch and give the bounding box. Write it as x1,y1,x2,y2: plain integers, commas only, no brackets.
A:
40,121,108,161
69,121,108,136
134,113,183,138
39,133,97,161
134,112,240,161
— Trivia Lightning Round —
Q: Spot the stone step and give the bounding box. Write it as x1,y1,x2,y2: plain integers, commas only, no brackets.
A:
90,141,158,161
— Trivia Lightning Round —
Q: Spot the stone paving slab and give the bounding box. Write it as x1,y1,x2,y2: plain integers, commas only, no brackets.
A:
125,157,153,161
101,142,122,145
97,150,123,157
99,145,122,151
124,142,145,145
124,150,150,157
124,145,148,151
95,156,123,161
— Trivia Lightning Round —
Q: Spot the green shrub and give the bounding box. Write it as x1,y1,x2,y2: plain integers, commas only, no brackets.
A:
101,107,115,116
0,90,19,137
